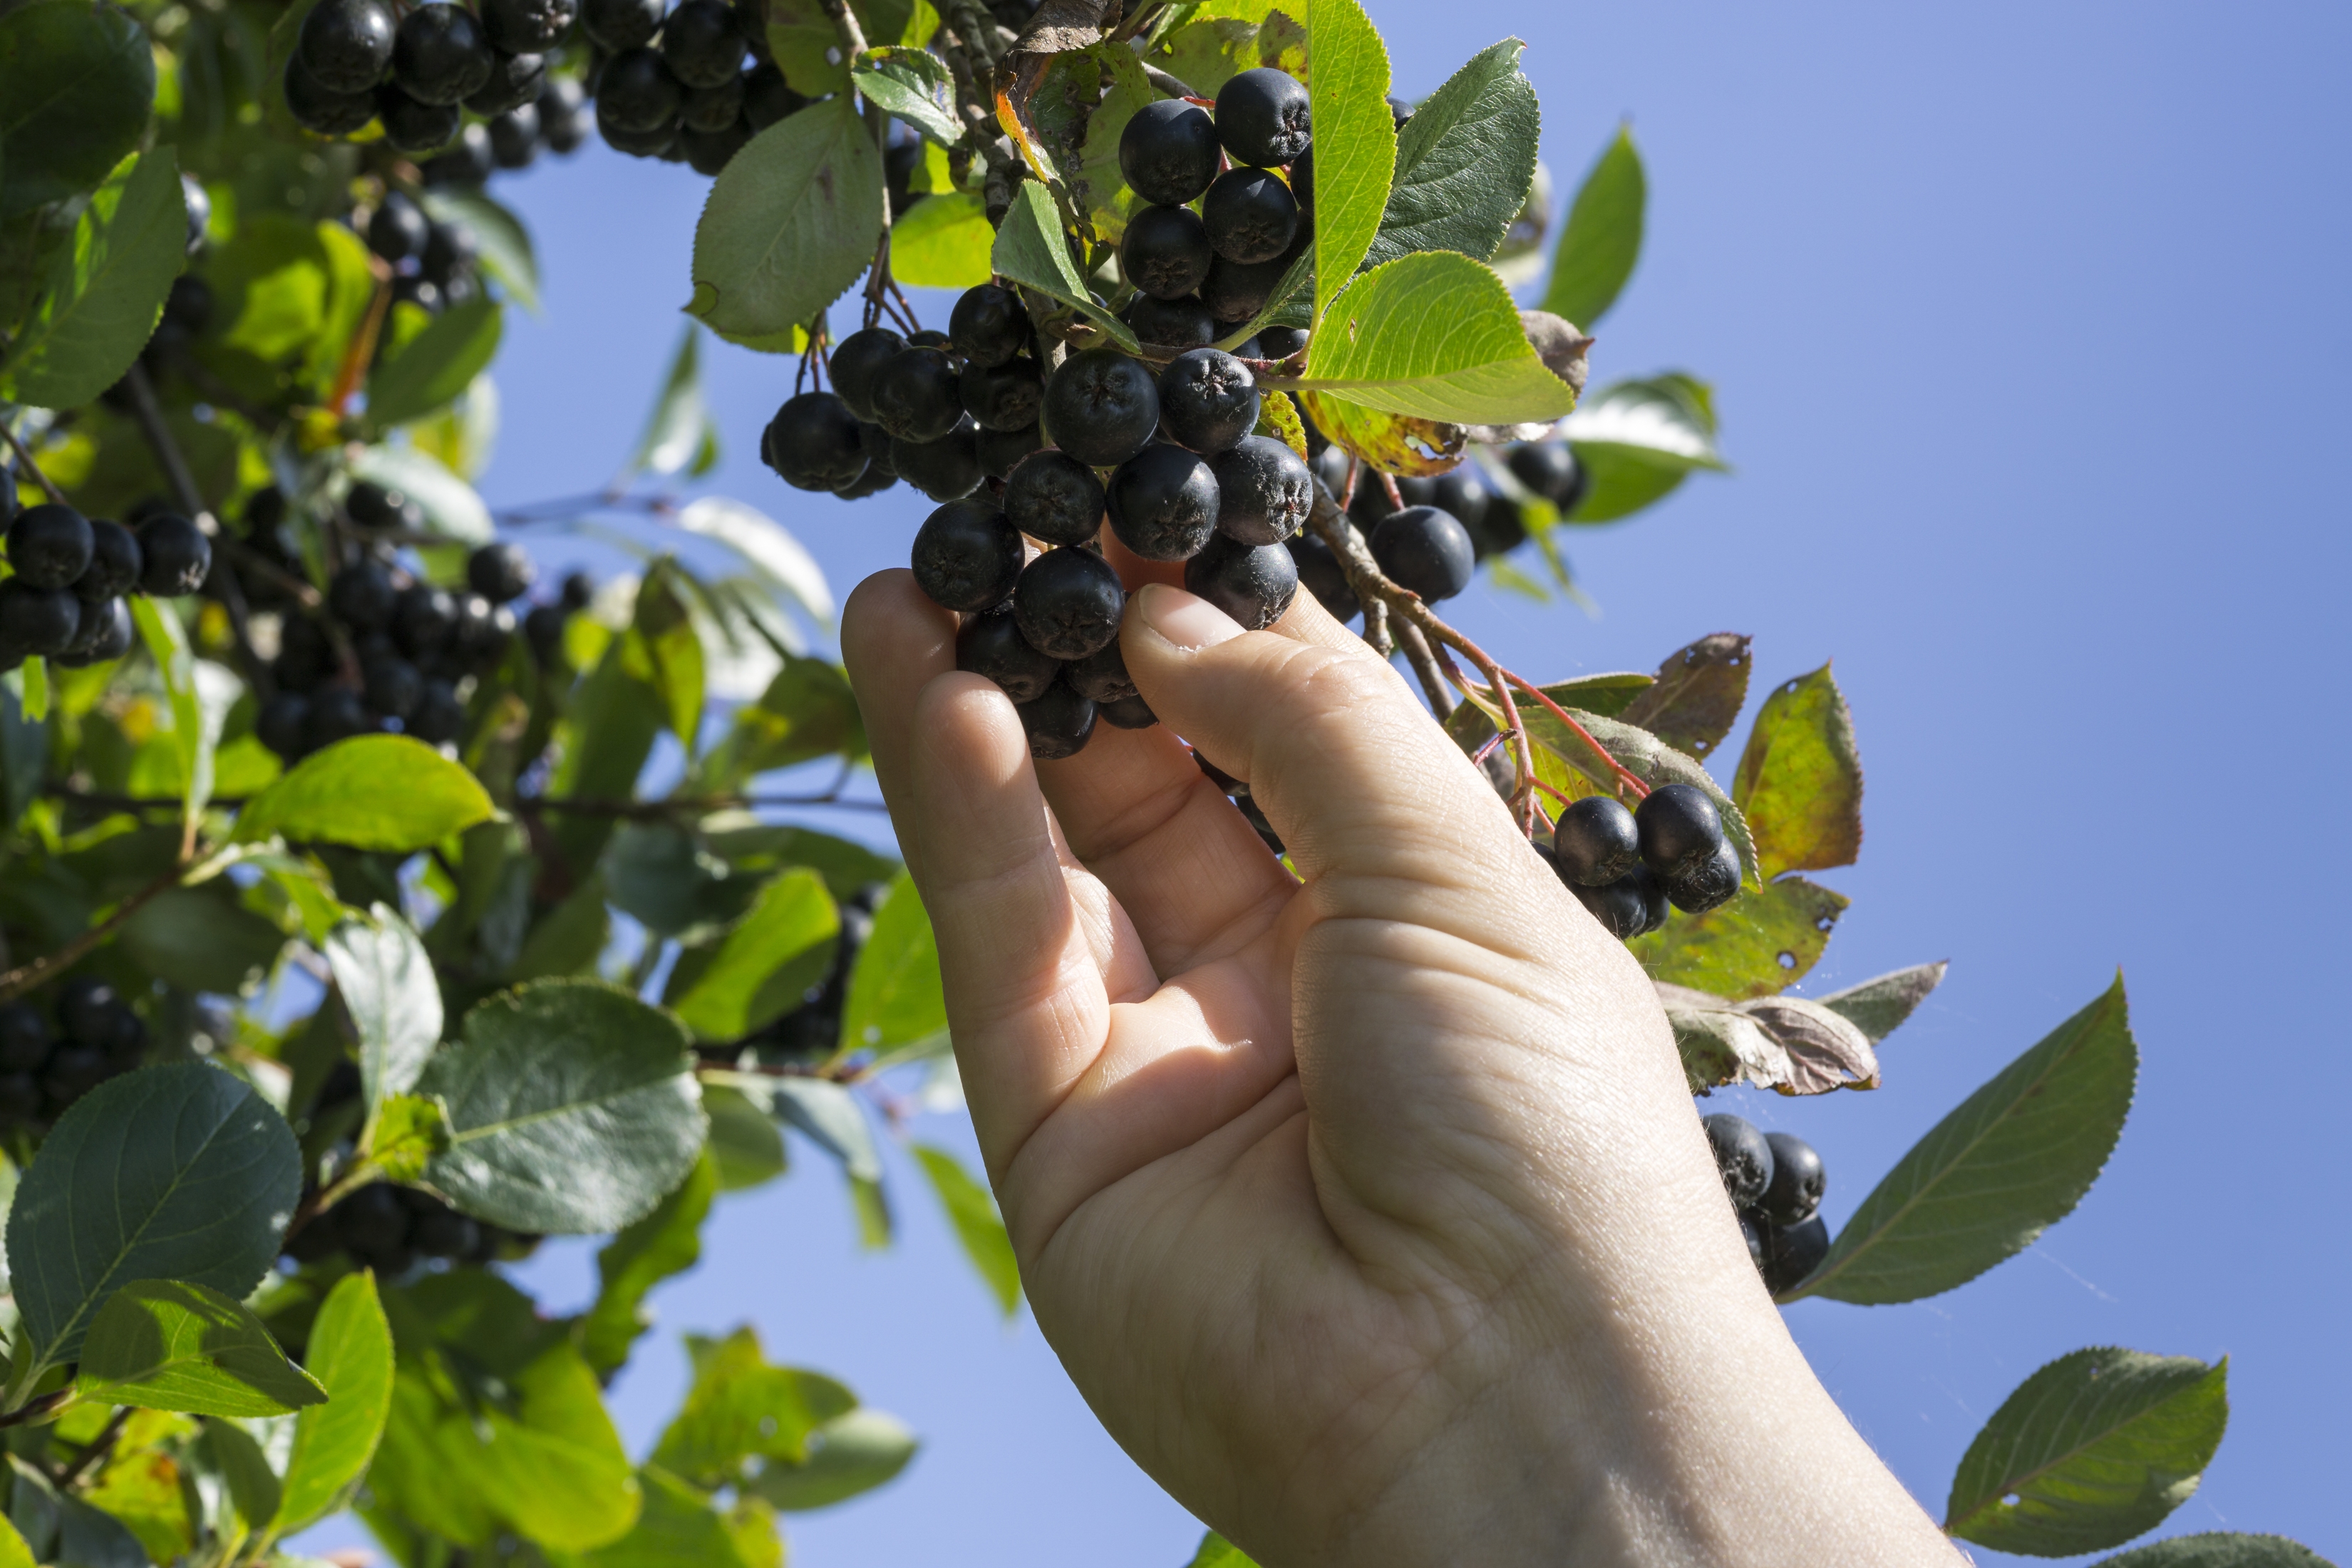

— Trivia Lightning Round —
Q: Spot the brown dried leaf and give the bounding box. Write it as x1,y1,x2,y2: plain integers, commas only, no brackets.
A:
1743,995,1880,1094
1299,389,1467,477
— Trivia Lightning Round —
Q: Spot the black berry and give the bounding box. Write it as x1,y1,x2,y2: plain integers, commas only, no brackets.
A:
1507,440,1588,512
468,542,535,603
1635,783,1726,881
1285,148,1311,219
1119,98,1220,207
956,602,1060,703
420,120,495,183
598,46,684,132
581,0,662,49
1286,532,1358,622
891,421,982,502
136,514,211,596
596,102,679,158
763,391,867,491
1043,349,1160,468
539,75,589,150
524,602,568,657
1200,251,1292,324
43,1046,108,1105
285,57,379,135
410,679,466,743
465,51,545,117
1018,678,1096,760
1004,450,1105,547
1760,1215,1830,1295
56,598,132,667
300,0,398,92
1214,68,1311,167
1701,1113,1774,1209
394,584,459,658
330,562,400,630
346,480,422,532
69,519,140,602
1120,205,1213,300
368,192,430,261
978,422,1045,480
663,0,743,87
871,347,966,443
959,356,1043,433
1465,494,1527,561
421,218,477,286
1098,693,1158,730
1738,1212,1768,1273
483,0,575,51
560,571,594,610
1759,1133,1825,1227
1210,435,1312,545
1159,348,1259,455
376,83,462,153
453,594,515,671
1182,532,1296,629
949,283,1029,368
1107,443,1219,561
363,654,424,721
910,500,1023,612
1664,837,1742,915
3,580,81,656
1063,638,1135,704
307,688,375,748
276,615,333,689
828,326,905,421
1013,547,1125,660
682,76,744,133
1551,795,1640,887
1565,873,1649,940
1202,167,1299,265
257,692,311,759
489,104,541,167
1368,505,1475,602
391,276,443,314
0,1006,47,1072
1396,466,1490,532
741,62,805,130
1120,292,1217,351
8,504,93,590
393,4,493,104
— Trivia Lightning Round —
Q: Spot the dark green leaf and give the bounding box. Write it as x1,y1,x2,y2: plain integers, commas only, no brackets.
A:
118,883,288,994
420,188,539,314
365,296,503,430
1629,876,1847,1001
1,149,186,410
1733,664,1862,878
1306,0,1393,325
580,1150,716,1377
509,880,613,982
631,561,706,747
275,1269,396,1532
1299,252,1577,425
688,98,882,351
604,821,759,943
1792,978,2136,1304
205,1418,283,1530
0,0,155,217
326,903,443,1110
839,870,945,1058
850,46,959,145
669,870,838,1041
1616,633,1753,763
1541,125,1644,328
703,1085,787,1192
990,182,1140,353
6,1062,301,1368
1531,671,1654,719
1361,40,1539,272
0,680,48,830
1947,1348,2228,1557
622,326,716,483
748,1408,917,1511
419,980,706,1234
2088,1535,2336,1568
755,1076,881,1182
76,1278,325,1417
1816,961,1947,1043
1559,373,1725,523
1068,43,1156,244
234,734,495,852
8,1454,147,1568
653,1326,855,1485
911,1144,1019,1316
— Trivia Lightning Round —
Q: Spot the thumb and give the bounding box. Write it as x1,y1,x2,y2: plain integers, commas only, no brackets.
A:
1120,582,1531,901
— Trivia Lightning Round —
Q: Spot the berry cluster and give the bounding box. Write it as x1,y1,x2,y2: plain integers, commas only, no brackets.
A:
1543,783,1741,939
0,979,147,1132
287,0,587,158
284,1179,528,1273
0,498,211,671
1703,1113,1830,1294
242,482,589,763
361,190,493,317
577,0,803,172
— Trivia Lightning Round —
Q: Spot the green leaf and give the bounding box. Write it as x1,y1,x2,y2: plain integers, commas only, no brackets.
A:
1299,252,1577,425
118,883,289,994
1793,978,2137,1304
911,1144,1019,1316
275,1269,396,1533
419,188,539,314
748,1408,917,1511
234,733,495,852
1186,1530,1261,1567
1306,0,1395,326
550,636,667,873
700,654,862,789
1542,125,1645,328
688,98,883,350
669,869,839,1041
204,1418,284,1532
1253,387,1309,458
580,1150,716,1377
2088,1535,2336,1568
623,326,716,483
604,821,759,943
8,1453,148,1568
850,46,959,144
1360,40,1539,272
839,870,945,1057
445,1341,641,1551
672,496,834,625
128,601,238,832
1815,961,1947,1043
652,1326,855,1486
365,296,504,430
1069,42,1157,244
1143,4,1306,100
1559,373,1724,523
755,1076,881,1182
6,1062,301,1369
0,0,155,217
889,190,996,289
1946,1348,2228,1557
76,1279,326,1418
703,1085,788,1191
0,1507,32,1568
325,903,443,1111
1629,876,1848,1001
364,1093,450,1182
633,561,706,748
556,1466,761,1568
1528,671,1654,719
346,444,494,545
1615,632,1753,763
990,182,1140,352
419,979,707,1234
1733,664,1863,879
1,149,186,410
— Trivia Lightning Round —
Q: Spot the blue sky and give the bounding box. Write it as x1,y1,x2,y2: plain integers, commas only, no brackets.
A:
322,1,2352,1562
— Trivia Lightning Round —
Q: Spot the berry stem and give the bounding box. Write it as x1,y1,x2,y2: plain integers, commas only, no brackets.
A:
328,264,396,418
0,418,68,506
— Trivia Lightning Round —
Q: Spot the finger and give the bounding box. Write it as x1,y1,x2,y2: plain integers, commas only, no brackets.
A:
1099,528,1187,593
840,569,957,887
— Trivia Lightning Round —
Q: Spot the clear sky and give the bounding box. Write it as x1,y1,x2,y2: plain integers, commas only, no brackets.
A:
329,1,2352,1562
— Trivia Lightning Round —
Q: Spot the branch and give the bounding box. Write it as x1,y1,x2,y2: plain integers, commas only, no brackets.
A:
57,1407,132,1489
1393,619,1452,714
0,418,68,505
0,863,187,1002
0,1388,76,1430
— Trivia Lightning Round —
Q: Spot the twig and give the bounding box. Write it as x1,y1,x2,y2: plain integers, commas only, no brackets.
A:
1393,619,1452,714
0,419,69,505
329,269,395,418
0,1388,76,1430
57,1407,133,1489
0,863,185,1002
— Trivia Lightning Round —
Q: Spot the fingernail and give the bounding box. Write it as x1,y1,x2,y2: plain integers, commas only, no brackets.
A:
1137,584,1244,651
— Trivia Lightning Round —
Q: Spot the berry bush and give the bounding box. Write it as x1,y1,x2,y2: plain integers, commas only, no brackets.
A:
0,0,2319,1565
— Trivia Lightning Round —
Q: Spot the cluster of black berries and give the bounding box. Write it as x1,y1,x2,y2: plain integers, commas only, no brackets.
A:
579,0,806,173
287,0,587,160
362,190,490,317
0,497,211,671
244,481,588,762
284,1179,526,1273
0,979,147,1132
1703,1114,1830,1294
701,881,887,1064
1544,783,1742,939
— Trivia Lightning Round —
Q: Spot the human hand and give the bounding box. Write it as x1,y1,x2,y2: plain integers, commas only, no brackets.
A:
842,562,1958,1568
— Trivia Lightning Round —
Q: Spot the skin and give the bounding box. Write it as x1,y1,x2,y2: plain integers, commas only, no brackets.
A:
842,557,1964,1568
